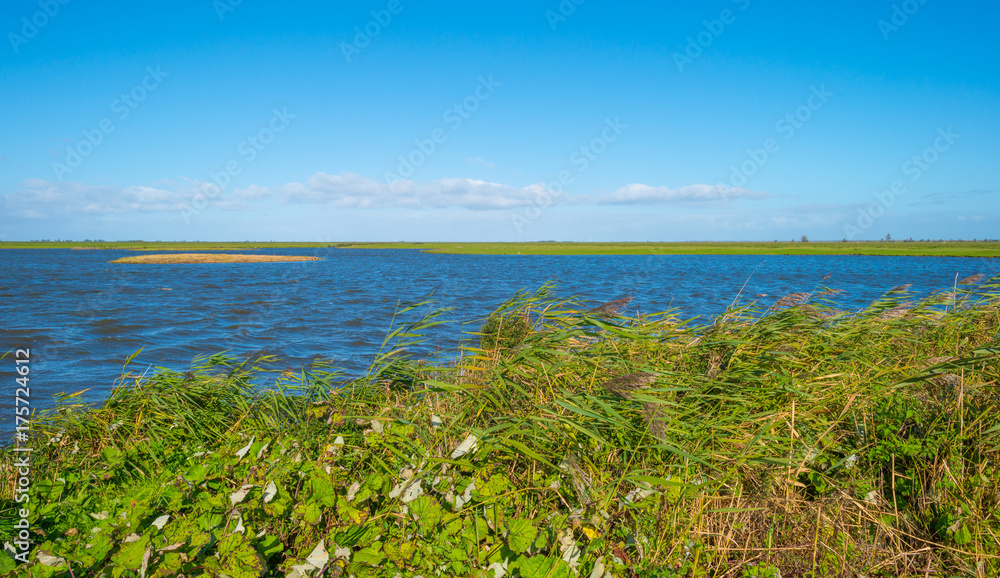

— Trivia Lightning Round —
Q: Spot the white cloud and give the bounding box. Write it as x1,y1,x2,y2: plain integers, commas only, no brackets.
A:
598,183,768,205
269,173,769,210
3,178,231,218
3,173,772,219
273,172,546,211
467,157,496,168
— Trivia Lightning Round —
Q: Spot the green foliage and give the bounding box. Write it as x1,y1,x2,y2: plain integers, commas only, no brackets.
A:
2,281,1000,576
479,311,533,353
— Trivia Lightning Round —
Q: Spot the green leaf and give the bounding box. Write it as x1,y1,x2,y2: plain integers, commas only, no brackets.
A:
354,542,385,566
0,553,16,573
164,516,212,554
216,533,266,577
462,518,491,543
385,541,417,566
513,554,573,578
159,552,188,574
309,473,338,507
34,480,65,501
337,497,364,525
507,519,538,554
409,496,443,529
257,535,284,559
124,347,144,365
264,494,292,517
301,501,322,526
197,512,224,532
954,523,973,545
102,446,123,464
110,533,150,570
480,473,511,498
185,463,211,484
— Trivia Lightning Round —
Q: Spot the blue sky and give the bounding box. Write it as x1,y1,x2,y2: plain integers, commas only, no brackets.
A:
1,0,997,241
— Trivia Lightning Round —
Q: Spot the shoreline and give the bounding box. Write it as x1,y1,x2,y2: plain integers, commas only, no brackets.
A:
3,286,998,575
1,240,999,258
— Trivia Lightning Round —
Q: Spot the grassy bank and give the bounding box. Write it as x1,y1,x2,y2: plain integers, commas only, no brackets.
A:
109,254,323,264
0,242,334,251
2,280,1000,577
334,241,1000,257
3,240,1000,257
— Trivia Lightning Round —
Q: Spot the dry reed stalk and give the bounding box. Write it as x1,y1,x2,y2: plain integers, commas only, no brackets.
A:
879,302,914,320
599,372,657,397
774,292,811,308
589,297,634,317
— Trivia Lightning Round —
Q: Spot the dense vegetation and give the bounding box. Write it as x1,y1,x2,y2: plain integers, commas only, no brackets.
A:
2,278,999,577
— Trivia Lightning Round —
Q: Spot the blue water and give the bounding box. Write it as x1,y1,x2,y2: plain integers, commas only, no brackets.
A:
1,248,997,414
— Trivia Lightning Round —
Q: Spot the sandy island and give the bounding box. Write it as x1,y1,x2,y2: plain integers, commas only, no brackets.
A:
109,253,322,264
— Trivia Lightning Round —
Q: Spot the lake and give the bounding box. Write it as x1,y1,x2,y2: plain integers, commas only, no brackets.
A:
1,248,996,413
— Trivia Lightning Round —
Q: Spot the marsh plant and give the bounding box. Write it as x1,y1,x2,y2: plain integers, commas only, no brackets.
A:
1,278,999,577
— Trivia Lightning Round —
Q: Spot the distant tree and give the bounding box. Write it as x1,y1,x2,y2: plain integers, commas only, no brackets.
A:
801,235,809,243
885,233,892,241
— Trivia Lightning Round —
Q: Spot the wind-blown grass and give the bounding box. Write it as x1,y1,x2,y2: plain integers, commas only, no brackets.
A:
1,279,999,577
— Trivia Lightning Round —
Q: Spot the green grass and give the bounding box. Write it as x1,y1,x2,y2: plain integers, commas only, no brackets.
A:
0,241,335,251
3,240,1000,257
2,279,1000,576
335,241,1000,257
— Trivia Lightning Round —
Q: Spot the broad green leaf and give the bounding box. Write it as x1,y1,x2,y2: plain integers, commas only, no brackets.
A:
507,519,537,554
216,533,266,577
110,533,150,570
409,496,443,529
257,535,284,559
514,554,573,578
354,542,385,566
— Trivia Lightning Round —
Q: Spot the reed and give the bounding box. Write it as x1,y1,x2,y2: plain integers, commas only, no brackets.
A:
1,277,998,577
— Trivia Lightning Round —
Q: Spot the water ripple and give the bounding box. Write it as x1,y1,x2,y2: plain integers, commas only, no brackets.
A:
1,248,995,409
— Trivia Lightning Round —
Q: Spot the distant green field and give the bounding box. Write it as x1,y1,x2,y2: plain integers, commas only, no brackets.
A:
3,240,998,257
0,241,333,251
335,241,1000,257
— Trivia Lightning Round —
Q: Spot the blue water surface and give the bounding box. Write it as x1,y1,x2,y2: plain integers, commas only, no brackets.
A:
1,248,997,414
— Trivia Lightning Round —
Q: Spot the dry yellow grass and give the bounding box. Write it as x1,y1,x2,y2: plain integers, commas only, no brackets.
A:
109,253,322,264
